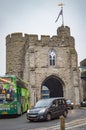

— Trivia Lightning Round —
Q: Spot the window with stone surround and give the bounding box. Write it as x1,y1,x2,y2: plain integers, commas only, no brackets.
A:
48,49,56,66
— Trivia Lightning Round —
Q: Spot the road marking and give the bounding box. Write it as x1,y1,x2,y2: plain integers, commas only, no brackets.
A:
66,123,86,130
29,117,86,130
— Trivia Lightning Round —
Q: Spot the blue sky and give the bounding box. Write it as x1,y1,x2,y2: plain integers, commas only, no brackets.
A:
0,0,86,75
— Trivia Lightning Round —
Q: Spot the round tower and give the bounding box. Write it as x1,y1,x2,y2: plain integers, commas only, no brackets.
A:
6,33,25,78
57,26,70,37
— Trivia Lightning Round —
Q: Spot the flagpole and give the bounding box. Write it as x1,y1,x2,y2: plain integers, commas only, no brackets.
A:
58,2,64,26
61,6,64,26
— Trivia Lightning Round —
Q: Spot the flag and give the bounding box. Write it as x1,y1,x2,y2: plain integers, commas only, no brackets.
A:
55,9,62,23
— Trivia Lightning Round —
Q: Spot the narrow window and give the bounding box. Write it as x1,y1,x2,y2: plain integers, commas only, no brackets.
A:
49,50,56,66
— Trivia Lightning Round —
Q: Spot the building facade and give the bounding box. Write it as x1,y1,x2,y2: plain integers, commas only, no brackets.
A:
79,59,86,101
6,26,80,106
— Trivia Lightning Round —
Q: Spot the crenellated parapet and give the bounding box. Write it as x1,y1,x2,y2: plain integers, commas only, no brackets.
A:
6,25,76,78
6,26,75,48
24,34,38,51
6,33,24,44
57,26,70,37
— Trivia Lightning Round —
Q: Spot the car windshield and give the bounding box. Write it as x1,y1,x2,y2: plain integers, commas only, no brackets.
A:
35,99,51,108
66,100,71,104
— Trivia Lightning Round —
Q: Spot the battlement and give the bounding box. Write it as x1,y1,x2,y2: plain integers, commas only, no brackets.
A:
57,26,70,37
25,34,38,45
6,33,24,43
6,32,51,45
6,32,23,39
6,33,38,45
25,34,50,44
6,26,73,47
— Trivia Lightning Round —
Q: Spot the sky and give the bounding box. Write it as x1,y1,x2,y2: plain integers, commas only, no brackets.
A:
0,0,86,75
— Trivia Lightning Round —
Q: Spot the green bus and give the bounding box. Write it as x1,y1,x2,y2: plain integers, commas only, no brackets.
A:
0,75,30,115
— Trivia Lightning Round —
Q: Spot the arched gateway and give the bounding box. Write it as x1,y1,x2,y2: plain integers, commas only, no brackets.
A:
41,75,65,98
6,26,80,106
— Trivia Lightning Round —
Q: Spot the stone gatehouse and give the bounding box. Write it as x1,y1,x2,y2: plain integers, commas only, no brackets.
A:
6,25,80,106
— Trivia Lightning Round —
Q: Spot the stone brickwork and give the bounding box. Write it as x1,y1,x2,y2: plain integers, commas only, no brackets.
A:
6,26,80,107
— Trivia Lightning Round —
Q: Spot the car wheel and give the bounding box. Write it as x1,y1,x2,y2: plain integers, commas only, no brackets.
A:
46,113,51,121
63,111,67,118
71,106,73,109
29,119,33,122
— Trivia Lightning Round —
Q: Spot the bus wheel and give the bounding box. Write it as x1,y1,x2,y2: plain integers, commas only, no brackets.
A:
46,113,51,121
20,111,22,115
20,107,22,115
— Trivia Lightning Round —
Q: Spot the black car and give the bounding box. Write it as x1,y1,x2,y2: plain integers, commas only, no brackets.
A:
66,99,74,109
26,97,68,121
80,100,86,107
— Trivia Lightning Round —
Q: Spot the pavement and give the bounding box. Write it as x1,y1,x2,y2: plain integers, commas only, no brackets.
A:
68,107,86,130
67,125,86,130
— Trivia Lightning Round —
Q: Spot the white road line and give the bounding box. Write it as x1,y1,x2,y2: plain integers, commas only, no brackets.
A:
66,123,86,130
30,117,86,130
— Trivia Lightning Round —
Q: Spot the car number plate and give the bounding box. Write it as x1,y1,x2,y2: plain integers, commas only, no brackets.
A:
30,115,36,117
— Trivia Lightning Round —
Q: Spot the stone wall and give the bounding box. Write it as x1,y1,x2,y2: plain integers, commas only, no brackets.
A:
6,26,80,106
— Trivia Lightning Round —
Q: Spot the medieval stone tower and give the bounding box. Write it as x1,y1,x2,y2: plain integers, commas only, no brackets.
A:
6,26,80,106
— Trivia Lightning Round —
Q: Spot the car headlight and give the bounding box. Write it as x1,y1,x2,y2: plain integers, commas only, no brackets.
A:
27,109,30,113
39,108,46,114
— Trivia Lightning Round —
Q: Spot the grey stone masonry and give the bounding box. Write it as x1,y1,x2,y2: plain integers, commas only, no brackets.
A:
6,26,81,107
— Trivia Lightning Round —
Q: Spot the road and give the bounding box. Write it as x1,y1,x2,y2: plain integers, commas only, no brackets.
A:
0,108,86,130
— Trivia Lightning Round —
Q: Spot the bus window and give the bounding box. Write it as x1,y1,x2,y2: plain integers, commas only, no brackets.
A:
6,85,15,102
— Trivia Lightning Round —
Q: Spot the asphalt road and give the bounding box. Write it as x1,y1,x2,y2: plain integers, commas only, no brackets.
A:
0,108,86,130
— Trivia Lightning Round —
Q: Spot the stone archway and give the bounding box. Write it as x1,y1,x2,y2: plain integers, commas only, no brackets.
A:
41,75,64,98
